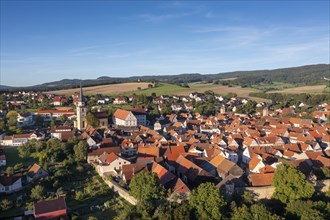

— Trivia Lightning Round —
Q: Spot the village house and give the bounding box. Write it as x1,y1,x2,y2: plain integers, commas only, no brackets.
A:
1,132,44,146
0,175,23,193
50,126,75,142
113,108,147,127
36,109,75,121
17,112,34,127
113,96,127,104
27,163,49,183
97,152,131,176
53,96,67,106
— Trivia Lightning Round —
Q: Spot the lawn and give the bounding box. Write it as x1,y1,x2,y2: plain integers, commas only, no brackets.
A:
3,147,37,168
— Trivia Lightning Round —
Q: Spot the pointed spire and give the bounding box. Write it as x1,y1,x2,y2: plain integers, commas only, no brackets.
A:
79,81,83,102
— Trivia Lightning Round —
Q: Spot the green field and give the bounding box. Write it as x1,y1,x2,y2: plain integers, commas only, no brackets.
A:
120,83,269,102
324,86,330,93
3,147,37,167
122,83,189,96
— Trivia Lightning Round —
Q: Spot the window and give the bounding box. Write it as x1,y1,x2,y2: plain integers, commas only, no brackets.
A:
119,162,121,165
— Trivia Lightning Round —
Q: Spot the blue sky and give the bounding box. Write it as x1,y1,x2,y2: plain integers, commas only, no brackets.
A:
1,1,329,86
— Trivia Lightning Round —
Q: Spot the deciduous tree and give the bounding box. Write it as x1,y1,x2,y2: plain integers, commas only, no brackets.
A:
272,163,314,203
189,182,226,220
31,185,45,201
74,141,88,162
129,171,165,202
231,204,280,220
86,112,100,128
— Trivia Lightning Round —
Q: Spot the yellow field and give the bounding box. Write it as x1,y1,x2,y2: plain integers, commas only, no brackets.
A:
269,85,326,94
47,82,151,95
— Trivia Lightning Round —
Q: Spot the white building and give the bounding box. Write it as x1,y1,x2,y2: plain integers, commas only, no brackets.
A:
17,112,34,127
113,109,137,127
98,152,131,175
113,109,147,127
0,176,22,193
1,132,44,146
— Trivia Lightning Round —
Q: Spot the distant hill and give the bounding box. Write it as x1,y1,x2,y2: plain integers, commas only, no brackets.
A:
1,64,329,92
0,85,12,89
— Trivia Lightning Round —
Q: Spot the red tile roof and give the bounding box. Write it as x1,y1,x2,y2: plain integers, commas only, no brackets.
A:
249,173,274,186
34,197,67,216
104,152,119,164
113,109,131,120
152,162,176,185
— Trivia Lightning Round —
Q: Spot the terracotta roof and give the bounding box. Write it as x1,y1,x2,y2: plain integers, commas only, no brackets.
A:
13,133,33,139
37,109,75,114
315,155,330,168
283,150,295,157
210,155,226,167
113,109,131,120
88,146,121,156
166,177,190,193
216,158,236,175
27,163,41,178
176,155,206,181
34,197,67,215
249,173,274,186
138,146,160,157
122,163,149,184
152,162,176,185
165,145,186,162
323,135,330,142
249,156,262,171
284,143,301,153
4,136,13,140
104,152,119,164
259,165,275,173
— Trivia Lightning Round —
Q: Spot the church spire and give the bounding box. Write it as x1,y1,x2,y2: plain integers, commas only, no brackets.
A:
79,81,83,102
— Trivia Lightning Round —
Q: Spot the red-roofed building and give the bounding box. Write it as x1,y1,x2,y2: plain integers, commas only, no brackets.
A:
34,197,67,220
53,96,67,106
36,109,75,121
248,173,274,187
113,109,137,127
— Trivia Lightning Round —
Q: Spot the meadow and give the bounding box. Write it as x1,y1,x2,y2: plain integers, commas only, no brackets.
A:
46,81,328,103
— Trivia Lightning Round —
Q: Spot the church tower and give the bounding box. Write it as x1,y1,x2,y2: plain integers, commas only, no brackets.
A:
263,107,269,117
75,83,87,130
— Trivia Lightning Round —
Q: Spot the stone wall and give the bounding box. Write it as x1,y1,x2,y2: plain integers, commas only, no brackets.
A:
316,179,330,192
236,179,330,200
236,186,275,200
94,167,137,205
103,178,137,205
